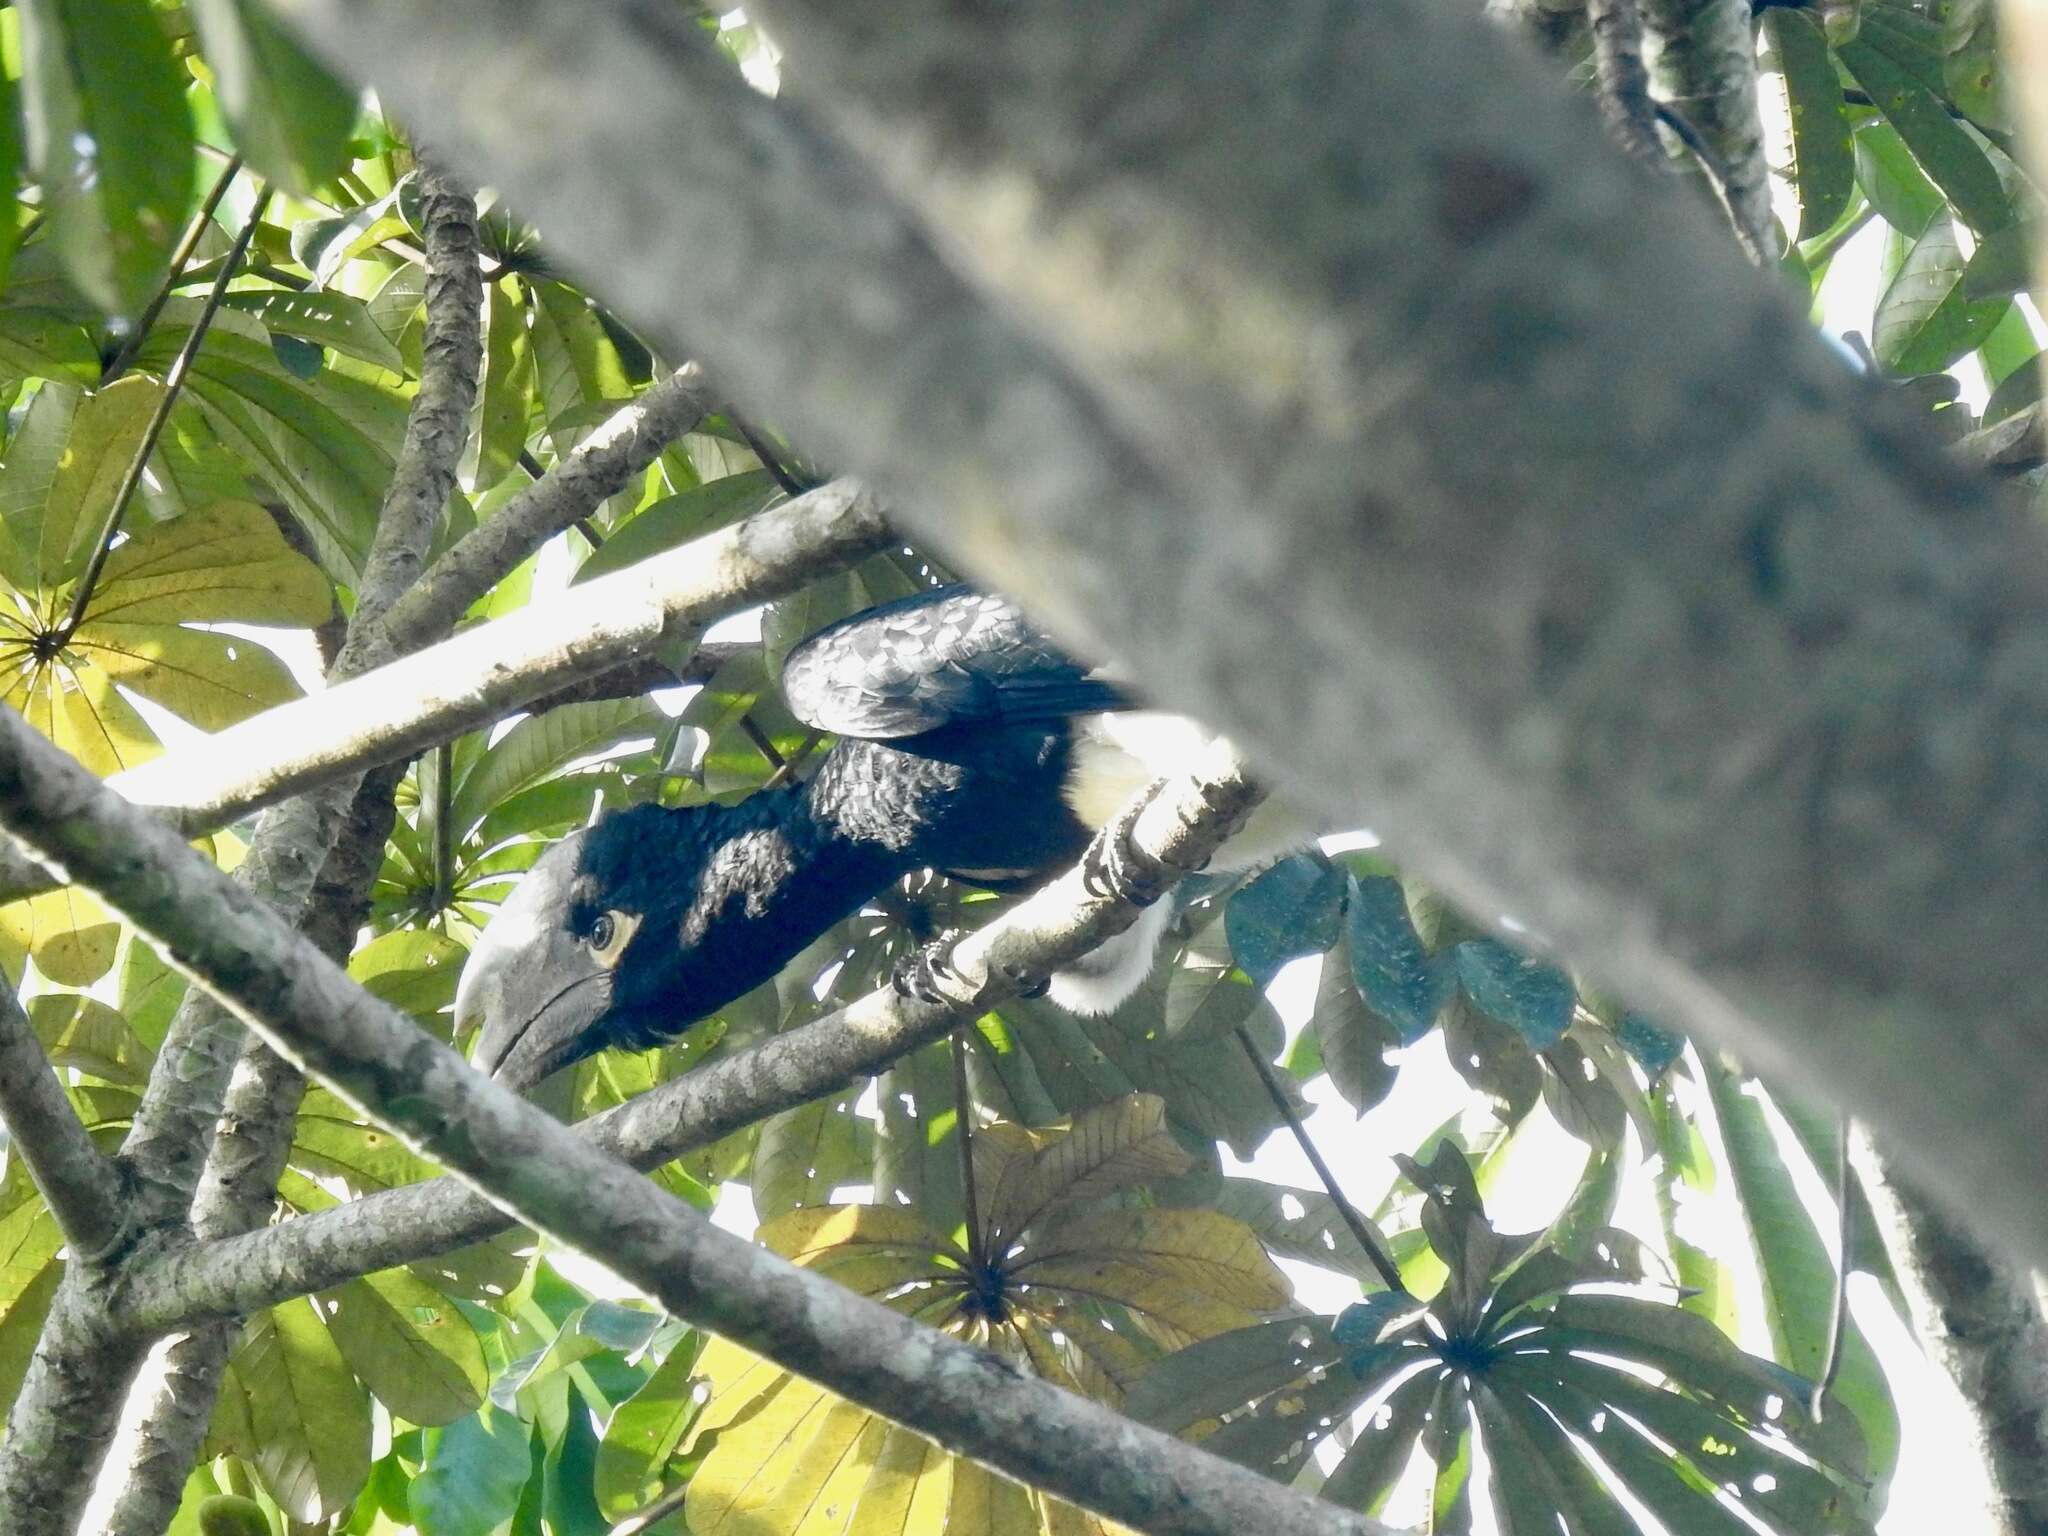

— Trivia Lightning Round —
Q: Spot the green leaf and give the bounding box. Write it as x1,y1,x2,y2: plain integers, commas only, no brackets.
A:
573,470,783,583
195,1494,271,1536
0,75,24,294
28,992,151,1084
752,1093,871,1221
1312,924,1400,1113
184,0,357,190
1224,853,1343,985
1702,1062,1899,1483
449,698,666,836
223,290,405,373
1767,10,1856,242
1853,122,1945,237
0,307,98,387
409,1404,537,1536
16,0,194,314
1441,992,1542,1126
1202,1176,1392,1285
1839,36,2012,234
1346,875,1452,1044
470,276,535,495
228,1298,373,1522
1452,938,1573,1048
1872,213,2010,374
1125,1316,1344,1434
1960,219,2040,300
0,1257,60,1413
323,1269,487,1427
530,280,632,456
1938,0,2006,130
1983,349,2044,424
1320,1363,1436,1512
594,1336,702,1520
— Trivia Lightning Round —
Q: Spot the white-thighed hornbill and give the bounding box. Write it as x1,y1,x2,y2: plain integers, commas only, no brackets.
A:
456,585,1301,1089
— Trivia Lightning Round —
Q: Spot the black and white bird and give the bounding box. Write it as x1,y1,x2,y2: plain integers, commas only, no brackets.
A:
456,585,1300,1089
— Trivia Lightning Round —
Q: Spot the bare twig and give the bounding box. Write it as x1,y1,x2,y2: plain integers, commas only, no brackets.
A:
56,187,272,646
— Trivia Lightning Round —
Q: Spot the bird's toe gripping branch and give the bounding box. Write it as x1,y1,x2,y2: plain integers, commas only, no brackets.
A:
892,932,1051,1010
1080,788,1183,908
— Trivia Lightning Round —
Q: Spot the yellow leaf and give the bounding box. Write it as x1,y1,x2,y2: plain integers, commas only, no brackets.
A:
1014,1208,1291,1313
0,882,118,986
3,656,162,777
75,621,304,731
983,1094,1190,1246
84,499,330,626
29,379,164,590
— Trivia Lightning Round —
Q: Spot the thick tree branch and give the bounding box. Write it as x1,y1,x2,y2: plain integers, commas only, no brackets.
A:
0,485,879,913
1851,1125,2048,1533
374,365,714,656
123,748,1264,1327
1636,0,1777,260
259,0,2048,1270
0,994,127,1263
0,720,1401,1536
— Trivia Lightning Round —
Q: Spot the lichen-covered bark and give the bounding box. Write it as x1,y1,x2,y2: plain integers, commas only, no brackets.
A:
1636,0,1777,259
1852,1128,2048,1535
261,0,2048,1274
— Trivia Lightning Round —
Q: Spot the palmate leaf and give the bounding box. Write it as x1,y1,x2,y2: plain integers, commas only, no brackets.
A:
682,1105,1284,1536
319,1267,487,1428
1124,1146,1872,1533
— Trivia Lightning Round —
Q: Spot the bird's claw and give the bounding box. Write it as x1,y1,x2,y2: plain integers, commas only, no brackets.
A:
892,933,970,1006
1081,796,1172,907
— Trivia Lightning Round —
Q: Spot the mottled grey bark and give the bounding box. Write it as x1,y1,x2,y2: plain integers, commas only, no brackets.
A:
0,715,1390,1536
0,993,126,1263
1637,0,1777,260
262,0,2048,1274
1852,1126,2048,1536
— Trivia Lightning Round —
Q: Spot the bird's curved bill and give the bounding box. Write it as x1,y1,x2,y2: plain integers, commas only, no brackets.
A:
457,909,612,1092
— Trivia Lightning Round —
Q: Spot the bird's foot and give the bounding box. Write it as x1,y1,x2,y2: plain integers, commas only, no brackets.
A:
1081,793,1175,907
892,932,975,1007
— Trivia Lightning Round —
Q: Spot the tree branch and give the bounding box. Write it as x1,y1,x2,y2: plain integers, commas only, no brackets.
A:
0,484,882,910
1851,1125,2048,1533
258,0,2048,1269
122,746,1265,1327
0,993,127,1263
1636,0,1777,260
0,714,1406,1536
374,364,714,656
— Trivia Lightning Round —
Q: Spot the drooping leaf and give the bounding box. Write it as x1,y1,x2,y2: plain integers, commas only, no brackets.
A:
322,1268,487,1427
1224,853,1344,985
469,276,536,495
1702,1061,1899,1484
185,0,358,190
16,0,195,314
593,1335,702,1520
1871,213,2010,374
408,1403,536,1536
1452,937,1574,1048
225,1298,373,1522
1767,9,1856,241
1839,36,2012,234
1345,875,1453,1044
1311,924,1401,1114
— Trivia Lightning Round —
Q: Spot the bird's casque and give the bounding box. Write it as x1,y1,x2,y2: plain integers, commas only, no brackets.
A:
456,585,1298,1089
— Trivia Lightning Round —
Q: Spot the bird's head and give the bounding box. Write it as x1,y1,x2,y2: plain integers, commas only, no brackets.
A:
457,803,725,1090
456,797,852,1090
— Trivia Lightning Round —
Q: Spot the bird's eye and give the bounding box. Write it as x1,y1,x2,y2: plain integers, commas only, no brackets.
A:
585,909,638,962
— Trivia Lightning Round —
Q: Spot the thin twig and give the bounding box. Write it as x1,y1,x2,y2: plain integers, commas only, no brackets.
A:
731,411,810,497
55,185,273,647
1230,1023,1405,1292
952,1029,985,1268
761,727,824,789
612,1481,690,1535
103,153,245,383
737,712,786,771
1811,1113,1853,1420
